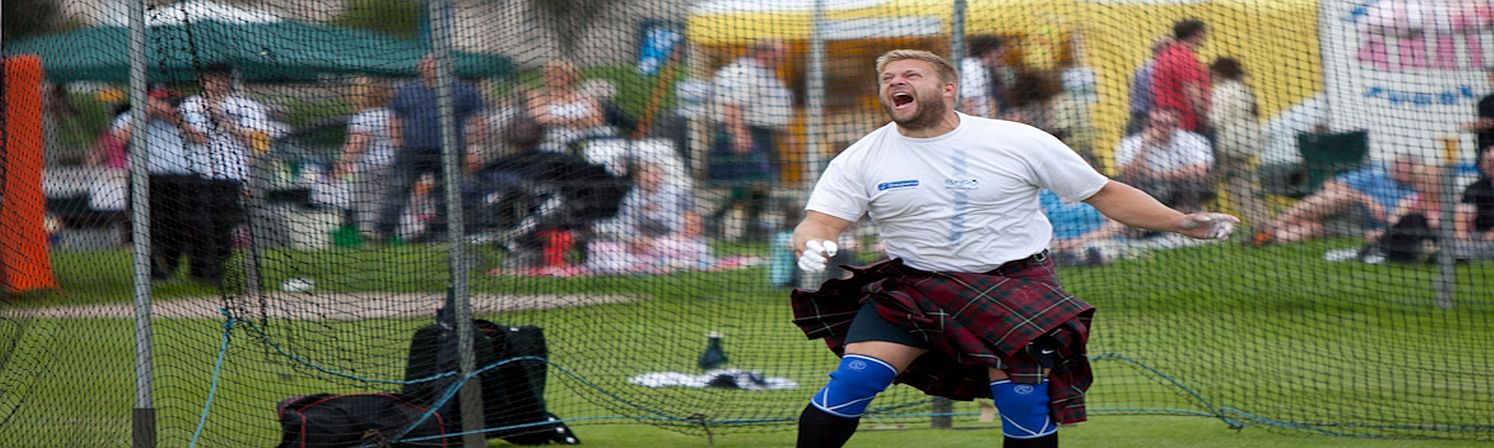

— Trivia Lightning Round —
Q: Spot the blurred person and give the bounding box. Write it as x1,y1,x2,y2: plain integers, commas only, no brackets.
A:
789,49,1237,448
1459,149,1494,240
959,34,1013,118
333,76,396,236
1003,69,1064,136
581,77,639,135
1153,19,1211,133
180,63,277,284
87,100,132,170
376,55,488,244
526,60,612,152
1208,57,1269,230
1253,155,1420,245
1459,66,1494,159
112,86,209,279
1114,109,1215,212
709,39,793,240
1126,37,1174,135
1040,189,1127,266
587,159,710,274
1371,164,1446,262
1449,149,1494,259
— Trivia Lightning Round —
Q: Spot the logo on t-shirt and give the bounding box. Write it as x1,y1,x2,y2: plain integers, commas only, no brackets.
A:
877,179,920,191
944,178,980,190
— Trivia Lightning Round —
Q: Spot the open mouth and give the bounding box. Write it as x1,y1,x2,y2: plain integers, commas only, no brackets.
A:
891,92,914,109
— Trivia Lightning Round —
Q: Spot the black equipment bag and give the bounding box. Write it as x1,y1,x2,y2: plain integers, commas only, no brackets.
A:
275,393,447,448
403,319,580,445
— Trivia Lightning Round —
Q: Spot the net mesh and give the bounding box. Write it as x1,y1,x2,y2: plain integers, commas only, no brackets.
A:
2,0,1493,445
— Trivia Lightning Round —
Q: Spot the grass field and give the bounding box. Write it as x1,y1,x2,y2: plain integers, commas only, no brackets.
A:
2,238,1491,446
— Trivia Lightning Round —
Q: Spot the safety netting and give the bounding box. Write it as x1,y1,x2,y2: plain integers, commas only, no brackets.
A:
1,0,1491,445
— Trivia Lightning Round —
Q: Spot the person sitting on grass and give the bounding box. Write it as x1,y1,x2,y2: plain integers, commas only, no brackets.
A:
1114,108,1215,212
1454,149,1494,259
586,159,711,274
1040,190,1128,266
1367,164,1445,263
1253,154,1419,246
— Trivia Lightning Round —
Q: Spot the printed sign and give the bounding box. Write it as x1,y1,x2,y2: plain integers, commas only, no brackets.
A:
1320,0,1489,160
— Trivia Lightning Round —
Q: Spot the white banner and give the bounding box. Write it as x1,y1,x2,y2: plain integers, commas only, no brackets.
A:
1320,0,1490,161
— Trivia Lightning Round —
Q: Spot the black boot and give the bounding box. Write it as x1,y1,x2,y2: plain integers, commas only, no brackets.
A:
796,404,861,448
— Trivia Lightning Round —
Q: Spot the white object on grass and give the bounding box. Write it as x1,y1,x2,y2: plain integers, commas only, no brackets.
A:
280,277,313,293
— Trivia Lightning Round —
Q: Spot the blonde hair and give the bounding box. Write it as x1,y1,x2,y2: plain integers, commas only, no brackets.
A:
347,76,391,109
875,49,959,85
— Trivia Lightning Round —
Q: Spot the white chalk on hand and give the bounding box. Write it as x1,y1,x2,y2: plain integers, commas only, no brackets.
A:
798,240,839,273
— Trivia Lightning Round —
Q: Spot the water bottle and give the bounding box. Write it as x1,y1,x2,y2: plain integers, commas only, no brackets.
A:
697,331,728,371
769,231,795,287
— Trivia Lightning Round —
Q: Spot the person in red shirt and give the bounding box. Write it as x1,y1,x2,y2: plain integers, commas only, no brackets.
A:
1152,19,1211,132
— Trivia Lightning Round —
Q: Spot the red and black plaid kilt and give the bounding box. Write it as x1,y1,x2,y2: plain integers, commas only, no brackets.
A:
790,256,1095,424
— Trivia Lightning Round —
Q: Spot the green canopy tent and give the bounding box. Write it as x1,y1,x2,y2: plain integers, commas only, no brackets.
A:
3,7,514,82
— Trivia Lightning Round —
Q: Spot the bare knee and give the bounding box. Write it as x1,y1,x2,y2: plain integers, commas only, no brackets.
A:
844,341,927,373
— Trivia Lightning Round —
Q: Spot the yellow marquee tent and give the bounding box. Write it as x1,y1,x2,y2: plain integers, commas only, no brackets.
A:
686,0,1324,174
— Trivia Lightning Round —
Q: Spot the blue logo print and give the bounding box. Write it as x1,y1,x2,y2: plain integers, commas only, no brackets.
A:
877,180,920,191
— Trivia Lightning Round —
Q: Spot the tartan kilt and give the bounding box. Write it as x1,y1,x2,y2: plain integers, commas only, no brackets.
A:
790,257,1095,425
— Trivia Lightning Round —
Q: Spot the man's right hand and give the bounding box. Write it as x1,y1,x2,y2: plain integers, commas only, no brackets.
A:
797,240,839,274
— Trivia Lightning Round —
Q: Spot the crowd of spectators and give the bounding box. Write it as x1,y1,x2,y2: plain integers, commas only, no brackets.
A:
75,17,1494,281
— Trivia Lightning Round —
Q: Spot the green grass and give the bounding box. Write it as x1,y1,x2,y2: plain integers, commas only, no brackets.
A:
2,239,1492,446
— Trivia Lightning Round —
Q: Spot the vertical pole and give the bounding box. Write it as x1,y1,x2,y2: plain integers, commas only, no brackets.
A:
426,0,483,445
950,0,968,84
1437,137,1457,310
930,398,953,429
931,1,967,428
798,0,829,292
805,0,827,186
127,0,157,446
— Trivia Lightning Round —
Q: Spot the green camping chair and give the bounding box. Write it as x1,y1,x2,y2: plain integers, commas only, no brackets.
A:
1294,130,1370,197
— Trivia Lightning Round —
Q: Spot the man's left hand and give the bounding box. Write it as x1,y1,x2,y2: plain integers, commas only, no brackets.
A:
1176,213,1239,241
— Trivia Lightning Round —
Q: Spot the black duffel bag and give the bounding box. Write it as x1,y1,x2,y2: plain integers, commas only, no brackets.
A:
275,393,447,448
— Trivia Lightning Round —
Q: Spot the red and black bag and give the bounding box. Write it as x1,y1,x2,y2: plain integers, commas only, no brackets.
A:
275,393,448,448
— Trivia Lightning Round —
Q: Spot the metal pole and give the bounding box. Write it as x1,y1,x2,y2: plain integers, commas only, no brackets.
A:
1437,137,1457,309
932,1,966,429
127,0,157,446
797,0,829,292
950,0,968,82
804,0,827,186
426,0,483,445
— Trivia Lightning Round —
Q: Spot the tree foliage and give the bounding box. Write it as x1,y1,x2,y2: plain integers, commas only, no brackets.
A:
334,0,421,40
3,0,63,41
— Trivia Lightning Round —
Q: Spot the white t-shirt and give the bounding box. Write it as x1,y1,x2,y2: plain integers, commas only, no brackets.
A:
110,113,193,175
807,114,1109,272
347,108,395,166
1114,130,1214,174
181,94,276,180
713,57,793,129
959,57,992,118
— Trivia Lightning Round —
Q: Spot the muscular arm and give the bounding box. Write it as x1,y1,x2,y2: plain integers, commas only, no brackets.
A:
791,211,855,256
1083,181,1190,233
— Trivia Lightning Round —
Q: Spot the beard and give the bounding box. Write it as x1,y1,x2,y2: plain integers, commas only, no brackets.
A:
882,94,945,131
